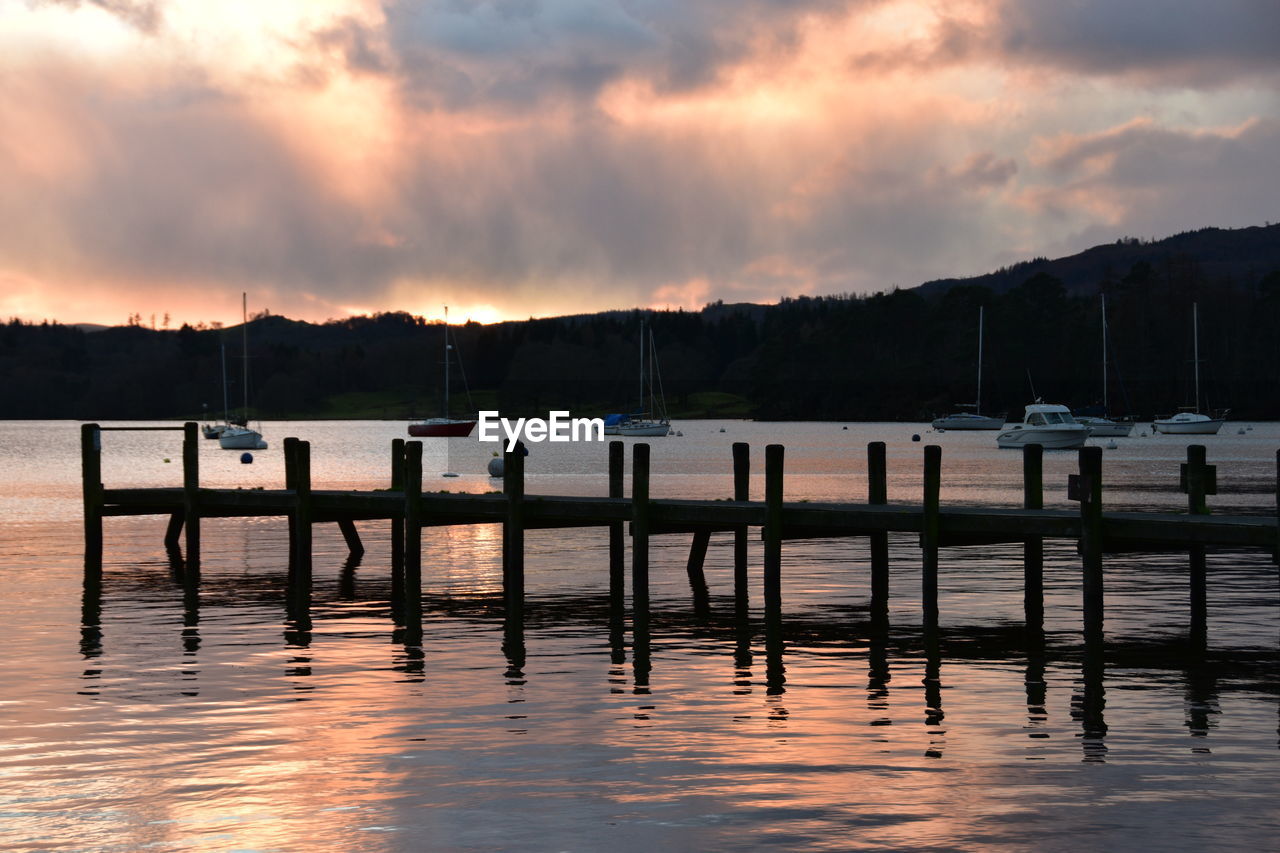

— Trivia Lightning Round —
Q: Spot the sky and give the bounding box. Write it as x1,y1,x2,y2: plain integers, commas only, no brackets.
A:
1,0,1278,327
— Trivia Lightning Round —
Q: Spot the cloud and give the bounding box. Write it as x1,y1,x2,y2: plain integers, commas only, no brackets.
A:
35,0,164,33
848,0,1280,88
1019,117,1280,243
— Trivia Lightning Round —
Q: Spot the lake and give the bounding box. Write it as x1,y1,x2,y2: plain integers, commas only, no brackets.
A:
1,419,1277,851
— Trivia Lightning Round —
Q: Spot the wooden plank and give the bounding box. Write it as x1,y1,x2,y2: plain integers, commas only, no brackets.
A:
403,442,423,616
503,441,526,623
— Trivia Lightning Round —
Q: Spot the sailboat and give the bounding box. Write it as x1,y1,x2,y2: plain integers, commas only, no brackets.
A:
1075,294,1134,437
1153,303,1228,435
202,343,234,439
931,306,1005,430
617,320,671,437
408,307,477,437
219,294,268,450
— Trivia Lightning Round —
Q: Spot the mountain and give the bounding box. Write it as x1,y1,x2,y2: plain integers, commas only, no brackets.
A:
914,224,1280,297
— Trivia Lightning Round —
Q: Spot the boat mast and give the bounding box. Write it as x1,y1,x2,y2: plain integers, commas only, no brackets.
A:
241,292,249,420
638,318,646,415
220,341,229,425
443,306,450,419
1102,294,1108,414
976,306,984,415
1193,302,1200,413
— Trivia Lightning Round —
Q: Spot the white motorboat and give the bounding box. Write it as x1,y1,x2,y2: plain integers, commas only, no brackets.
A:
932,306,1005,430
1152,410,1227,435
219,293,268,451
1075,416,1134,438
997,402,1091,449
1152,304,1226,435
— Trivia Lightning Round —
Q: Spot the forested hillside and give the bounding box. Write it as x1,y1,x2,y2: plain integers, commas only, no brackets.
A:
4,225,1279,421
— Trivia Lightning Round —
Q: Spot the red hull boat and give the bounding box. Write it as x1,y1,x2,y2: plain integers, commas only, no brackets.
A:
408,418,477,437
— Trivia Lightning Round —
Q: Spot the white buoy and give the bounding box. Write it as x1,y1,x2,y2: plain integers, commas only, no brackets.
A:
1106,440,1118,450
487,455,504,477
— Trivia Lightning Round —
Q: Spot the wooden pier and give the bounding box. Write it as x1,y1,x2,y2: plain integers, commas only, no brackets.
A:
82,423,1280,645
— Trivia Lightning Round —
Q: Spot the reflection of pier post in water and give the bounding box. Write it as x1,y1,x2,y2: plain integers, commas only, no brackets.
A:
923,627,945,758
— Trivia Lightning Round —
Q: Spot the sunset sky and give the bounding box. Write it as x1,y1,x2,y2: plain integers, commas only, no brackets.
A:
1,0,1277,327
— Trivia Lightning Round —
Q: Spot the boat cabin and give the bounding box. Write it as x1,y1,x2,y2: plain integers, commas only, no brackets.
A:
1020,403,1078,426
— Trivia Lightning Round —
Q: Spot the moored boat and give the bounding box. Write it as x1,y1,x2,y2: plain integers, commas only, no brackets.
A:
218,295,267,451
1152,410,1227,435
932,306,1005,431
997,402,1091,449
1075,415,1134,438
408,307,476,438
1153,303,1226,436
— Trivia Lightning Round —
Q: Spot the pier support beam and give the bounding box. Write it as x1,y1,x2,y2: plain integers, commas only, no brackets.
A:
921,445,941,627
503,441,526,626
1078,447,1104,638
81,423,103,571
390,439,406,608
1023,443,1044,628
181,422,201,575
868,441,889,622
609,441,625,623
337,519,364,558
763,444,784,630
632,443,651,634
1184,444,1212,644
403,441,423,619
289,439,313,607
732,442,750,610
685,530,711,616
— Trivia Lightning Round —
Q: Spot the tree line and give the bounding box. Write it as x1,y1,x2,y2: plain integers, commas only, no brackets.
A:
3,259,1279,422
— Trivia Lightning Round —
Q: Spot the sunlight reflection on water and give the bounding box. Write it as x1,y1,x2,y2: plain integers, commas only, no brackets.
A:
0,420,1278,851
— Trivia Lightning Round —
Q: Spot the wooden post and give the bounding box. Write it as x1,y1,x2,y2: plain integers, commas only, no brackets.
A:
609,441,625,620
868,441,889,620
80,423,103,568
632,443,651,633
283,437,299,581
921,445,941,627
1078,446,1104,637
181,421,200,572
1185,444,1209,641
732,442,750,609
503,440,526,623
163,510,185,551
1023,443,1044,627
390,438,406,608
763,444,784,629
403,441,423,616
337,519,364,558
685,530,711,615
292,439,313,605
